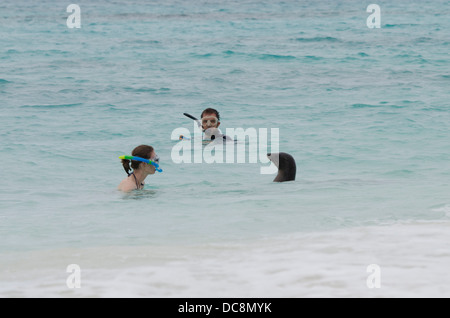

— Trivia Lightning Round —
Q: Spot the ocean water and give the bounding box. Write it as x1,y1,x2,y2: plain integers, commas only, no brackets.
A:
0,0,449,297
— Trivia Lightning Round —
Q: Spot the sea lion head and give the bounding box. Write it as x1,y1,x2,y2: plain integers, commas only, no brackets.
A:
267,152,296,182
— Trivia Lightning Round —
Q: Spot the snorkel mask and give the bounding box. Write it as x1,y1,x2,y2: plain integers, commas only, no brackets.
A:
201,116,218,130
119,155,163,172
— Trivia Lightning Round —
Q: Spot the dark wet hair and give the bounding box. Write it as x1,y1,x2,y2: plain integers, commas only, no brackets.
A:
122,145,154,176
201,108,220,121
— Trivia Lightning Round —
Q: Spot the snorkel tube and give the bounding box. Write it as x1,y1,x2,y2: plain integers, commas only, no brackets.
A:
183,113,202,128
119,155,163,172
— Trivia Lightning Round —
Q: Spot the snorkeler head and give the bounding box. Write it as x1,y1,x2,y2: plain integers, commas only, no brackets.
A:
121,145,154,175
200,108,220,130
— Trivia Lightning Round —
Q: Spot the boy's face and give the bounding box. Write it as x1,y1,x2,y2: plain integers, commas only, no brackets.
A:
201,113,220,130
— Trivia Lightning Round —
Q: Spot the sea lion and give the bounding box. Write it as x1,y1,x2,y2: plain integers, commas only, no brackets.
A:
267,152,296,182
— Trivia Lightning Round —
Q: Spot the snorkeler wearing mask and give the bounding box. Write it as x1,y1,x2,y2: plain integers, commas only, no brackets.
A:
118,145,162,192
200,108,231,142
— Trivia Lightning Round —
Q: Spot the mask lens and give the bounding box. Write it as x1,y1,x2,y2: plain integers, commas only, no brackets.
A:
202,117,217,126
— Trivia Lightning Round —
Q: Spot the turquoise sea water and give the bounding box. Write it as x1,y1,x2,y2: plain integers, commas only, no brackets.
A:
1,0,449,297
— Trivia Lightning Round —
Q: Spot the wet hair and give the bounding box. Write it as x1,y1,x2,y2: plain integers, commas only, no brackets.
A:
121,145,154,176
201,108,220,121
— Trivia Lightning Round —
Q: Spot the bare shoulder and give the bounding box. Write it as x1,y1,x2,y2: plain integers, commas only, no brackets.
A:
118,177,134,192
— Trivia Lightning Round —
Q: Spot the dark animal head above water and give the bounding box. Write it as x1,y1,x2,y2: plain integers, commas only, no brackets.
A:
267,152,296,182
